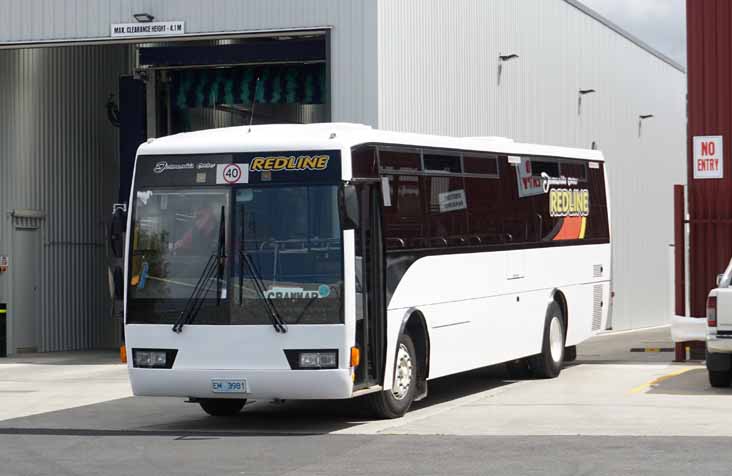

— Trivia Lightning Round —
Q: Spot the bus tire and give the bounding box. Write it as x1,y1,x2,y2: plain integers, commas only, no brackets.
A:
368,334,418,419
199,398,247,417
529,301,565,379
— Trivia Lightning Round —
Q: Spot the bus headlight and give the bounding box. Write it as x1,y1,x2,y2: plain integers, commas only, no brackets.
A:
284,350,338,369
132,349,177,369
299,351,337,369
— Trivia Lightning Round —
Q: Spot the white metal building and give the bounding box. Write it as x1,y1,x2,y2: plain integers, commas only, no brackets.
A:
0,0,686,354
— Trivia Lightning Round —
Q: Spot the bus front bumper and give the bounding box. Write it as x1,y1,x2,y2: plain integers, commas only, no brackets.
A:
128,368,354,400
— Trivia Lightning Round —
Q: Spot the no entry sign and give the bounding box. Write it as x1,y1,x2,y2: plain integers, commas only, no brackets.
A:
693,135,724,179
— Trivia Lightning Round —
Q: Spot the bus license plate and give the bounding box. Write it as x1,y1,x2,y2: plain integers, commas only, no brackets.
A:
211,379,247,394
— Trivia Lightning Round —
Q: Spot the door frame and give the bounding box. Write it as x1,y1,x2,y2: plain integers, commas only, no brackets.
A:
353,182,387,389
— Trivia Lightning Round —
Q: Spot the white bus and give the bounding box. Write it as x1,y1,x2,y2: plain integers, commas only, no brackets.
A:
124,123,611,418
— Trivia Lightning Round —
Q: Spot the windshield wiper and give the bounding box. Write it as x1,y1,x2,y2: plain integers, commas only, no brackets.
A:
172,206,227,333
239,206,288,333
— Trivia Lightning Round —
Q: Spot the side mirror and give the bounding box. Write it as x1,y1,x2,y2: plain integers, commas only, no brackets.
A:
110,207,127,258
340,185,360,230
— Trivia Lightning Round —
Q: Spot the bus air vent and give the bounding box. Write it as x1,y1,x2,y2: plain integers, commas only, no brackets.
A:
593,264,603,278
592,285,603,331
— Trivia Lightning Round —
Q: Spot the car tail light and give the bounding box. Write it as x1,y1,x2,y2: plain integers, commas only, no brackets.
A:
707,295,718,327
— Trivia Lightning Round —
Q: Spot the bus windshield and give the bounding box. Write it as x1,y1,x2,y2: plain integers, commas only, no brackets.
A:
233,185,343,325
126,185,343,325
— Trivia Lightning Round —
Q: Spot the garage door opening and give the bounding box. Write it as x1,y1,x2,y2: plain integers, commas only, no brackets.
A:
135,34,330,139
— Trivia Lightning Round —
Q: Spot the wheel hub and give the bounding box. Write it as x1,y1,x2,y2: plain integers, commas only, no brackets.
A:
392,343,413,400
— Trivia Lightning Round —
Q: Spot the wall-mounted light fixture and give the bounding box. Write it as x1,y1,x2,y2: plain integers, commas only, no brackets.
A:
497,53,519,85
133,12,155,23
578,89,596,115
638,114,654,137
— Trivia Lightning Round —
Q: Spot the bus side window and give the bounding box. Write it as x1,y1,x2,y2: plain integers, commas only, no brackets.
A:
463,154,501,245
584,163,610,241
380,148,424,250
503,158,540,244
351,145,378,178
423,175,467,247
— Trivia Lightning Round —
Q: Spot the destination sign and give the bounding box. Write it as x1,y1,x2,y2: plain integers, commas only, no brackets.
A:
135,151,341,188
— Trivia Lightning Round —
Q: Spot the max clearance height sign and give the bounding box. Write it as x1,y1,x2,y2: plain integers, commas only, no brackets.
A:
693,135,724,179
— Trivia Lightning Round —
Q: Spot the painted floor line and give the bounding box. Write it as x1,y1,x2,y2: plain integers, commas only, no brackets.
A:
628,367,695,395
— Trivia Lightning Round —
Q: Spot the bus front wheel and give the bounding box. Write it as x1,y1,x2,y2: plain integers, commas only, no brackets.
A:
198,398,247,417
368,333,418,419
529,301,565,379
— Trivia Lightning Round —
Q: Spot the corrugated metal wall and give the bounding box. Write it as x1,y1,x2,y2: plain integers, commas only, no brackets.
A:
686,0,732,317
377,0,687,329
0,0,686,335
0,0,378,352
0,45,130,351
0,0,379,128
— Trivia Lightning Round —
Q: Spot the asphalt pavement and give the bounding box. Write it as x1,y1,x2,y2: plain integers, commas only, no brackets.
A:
3,326,732,475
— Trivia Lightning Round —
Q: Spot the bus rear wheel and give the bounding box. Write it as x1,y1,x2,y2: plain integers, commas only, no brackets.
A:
529,301,565,379
368,334,418,419
198,398,247,417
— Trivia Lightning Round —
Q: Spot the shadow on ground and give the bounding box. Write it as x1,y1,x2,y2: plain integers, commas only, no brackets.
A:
645,368,732,396
0,364,516,437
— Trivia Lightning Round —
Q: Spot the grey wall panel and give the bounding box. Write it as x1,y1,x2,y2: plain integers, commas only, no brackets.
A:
0,0,380,128
0,45,129,351
377,0,686,330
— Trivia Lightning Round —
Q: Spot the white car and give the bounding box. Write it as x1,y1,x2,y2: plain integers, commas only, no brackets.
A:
706,259,732,387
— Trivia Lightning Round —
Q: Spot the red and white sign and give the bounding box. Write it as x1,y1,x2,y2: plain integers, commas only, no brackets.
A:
516,157,545,197
216,163,249,185
693,135,724,179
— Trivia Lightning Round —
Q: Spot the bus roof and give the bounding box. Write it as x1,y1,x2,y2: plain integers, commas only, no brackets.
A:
137,123,605,162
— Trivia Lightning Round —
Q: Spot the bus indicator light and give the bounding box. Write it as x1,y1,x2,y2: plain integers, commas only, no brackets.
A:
350,347,360,367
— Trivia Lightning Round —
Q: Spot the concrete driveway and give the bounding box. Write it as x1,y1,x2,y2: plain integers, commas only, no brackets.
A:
0,327,729,437
2,327,732,476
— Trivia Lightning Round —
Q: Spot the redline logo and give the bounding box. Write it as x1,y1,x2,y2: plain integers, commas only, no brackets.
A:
249,155,329,172
549,188,590,217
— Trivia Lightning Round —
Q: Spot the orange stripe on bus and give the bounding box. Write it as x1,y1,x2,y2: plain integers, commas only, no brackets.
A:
553,216,584,241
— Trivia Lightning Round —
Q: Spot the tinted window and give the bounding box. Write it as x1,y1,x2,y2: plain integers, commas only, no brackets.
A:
503,161,541,243
383,174,424,249
352,145,378,178
583,164,609,241
424,175,468,246
560,160,588,181
423,153,461,174
530,159,560,178
509,157,608,244
380,149,420,173
232,186,344,325
464,154,499,176
464,175,503,244
378,149,608,252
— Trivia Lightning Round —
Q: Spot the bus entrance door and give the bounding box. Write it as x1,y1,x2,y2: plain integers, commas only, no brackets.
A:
354,184,386,389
